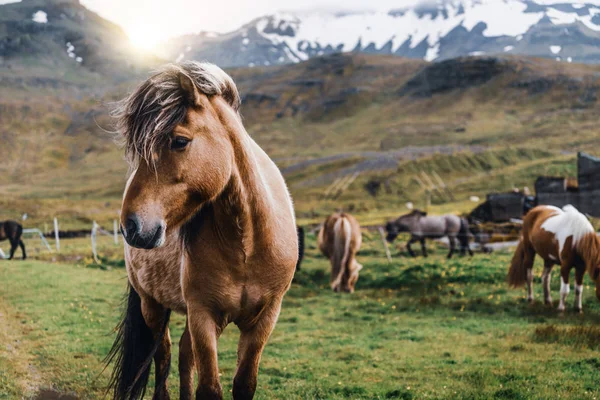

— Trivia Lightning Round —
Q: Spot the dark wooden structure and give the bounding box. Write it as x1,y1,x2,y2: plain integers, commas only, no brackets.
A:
535,152,600,217
469,192,533,223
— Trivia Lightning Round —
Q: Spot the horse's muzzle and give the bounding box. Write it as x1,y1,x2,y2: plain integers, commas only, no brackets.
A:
121,214,165,249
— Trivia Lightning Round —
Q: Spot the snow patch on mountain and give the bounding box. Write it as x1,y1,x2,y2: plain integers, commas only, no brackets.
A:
66,42,82,63
32,10,47,24
165,0,600,67
251,0,600,63
460,0,544,36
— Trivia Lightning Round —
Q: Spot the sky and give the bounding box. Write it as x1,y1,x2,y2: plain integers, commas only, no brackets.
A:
79,0,418,50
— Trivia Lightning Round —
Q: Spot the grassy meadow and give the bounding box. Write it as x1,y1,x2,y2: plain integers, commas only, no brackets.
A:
2,233,600,399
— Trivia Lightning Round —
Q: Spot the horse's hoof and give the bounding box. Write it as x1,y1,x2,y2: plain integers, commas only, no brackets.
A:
527,297,534,304
575,307,583,314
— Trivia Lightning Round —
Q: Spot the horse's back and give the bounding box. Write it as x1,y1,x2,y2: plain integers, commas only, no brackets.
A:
319,213,361,255
0,220,23,242
250,138,298,264
417,215,459,237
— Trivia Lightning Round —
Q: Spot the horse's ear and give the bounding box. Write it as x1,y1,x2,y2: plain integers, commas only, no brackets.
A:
179,73,200,106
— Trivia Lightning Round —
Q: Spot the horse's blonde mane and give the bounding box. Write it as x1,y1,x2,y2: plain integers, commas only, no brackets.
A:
112,61,241,166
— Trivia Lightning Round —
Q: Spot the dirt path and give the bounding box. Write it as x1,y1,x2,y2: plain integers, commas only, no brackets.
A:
0,299,43,398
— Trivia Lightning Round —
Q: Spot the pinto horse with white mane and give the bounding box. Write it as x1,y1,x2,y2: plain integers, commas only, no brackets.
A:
106,62,298,400
508,205,600,312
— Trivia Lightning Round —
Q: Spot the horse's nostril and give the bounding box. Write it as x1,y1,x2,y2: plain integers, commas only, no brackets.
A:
125,215,140,235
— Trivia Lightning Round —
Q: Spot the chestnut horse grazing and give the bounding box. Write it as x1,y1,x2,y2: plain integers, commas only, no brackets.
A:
318,213,362,293
0,220,26,260
508,205,600,312
106,62,298,400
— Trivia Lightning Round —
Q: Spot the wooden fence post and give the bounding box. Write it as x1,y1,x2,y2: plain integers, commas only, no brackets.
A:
113,219,119,245
378,227,392,263
53,217,60,252
91,221,99,264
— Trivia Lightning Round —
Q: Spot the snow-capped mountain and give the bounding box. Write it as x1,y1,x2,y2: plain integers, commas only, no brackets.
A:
162,0,600,67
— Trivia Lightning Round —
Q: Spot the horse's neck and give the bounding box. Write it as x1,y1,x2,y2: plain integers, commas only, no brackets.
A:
211,132,273,255
407,217,422,230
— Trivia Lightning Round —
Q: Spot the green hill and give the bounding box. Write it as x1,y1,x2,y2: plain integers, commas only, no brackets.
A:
1,46,599,229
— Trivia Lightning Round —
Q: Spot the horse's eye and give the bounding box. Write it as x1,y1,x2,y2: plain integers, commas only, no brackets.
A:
171,136,190,151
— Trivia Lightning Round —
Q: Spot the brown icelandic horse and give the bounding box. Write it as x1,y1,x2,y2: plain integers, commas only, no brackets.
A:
0,220,26,260
508,205,600,312
385,210,472,259
106,62,298,400
318,213,362,293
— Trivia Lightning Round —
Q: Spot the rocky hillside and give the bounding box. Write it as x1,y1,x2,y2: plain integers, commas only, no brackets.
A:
162,0,600,68
0,0,160,86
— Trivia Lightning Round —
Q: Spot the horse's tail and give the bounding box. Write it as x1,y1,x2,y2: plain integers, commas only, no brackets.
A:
508,240,528,287
296,226,305,271
105,284,171,400
332,217,352,291
458,218,469,244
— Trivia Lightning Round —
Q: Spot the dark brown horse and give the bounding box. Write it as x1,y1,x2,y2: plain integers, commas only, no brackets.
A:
106,62,298,400
0,220,26,260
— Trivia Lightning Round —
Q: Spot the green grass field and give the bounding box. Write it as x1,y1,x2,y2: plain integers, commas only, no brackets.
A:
2,234,600,399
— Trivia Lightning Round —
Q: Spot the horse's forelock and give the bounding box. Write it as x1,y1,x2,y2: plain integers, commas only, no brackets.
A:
112,61,241,167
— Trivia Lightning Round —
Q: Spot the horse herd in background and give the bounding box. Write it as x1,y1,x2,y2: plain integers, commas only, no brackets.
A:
312,209,473,293
314,204,600,314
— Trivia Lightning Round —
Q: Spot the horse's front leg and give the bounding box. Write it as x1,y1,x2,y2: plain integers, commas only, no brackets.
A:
179,320,195,400
8,239,17,260
19,239,26,260
188,306,223,399
420,238,427,257
542,260,554,305
574,267,585,313
406,237,417,257
558,264,572,311
447,236,456,259
233,303,281,400
141,299,172,400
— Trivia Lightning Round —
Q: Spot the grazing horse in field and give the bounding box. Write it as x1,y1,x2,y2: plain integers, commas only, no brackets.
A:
318,213,362,293
508,205,600,312
0,220,26,260
385,210,472,259
106,61,298,400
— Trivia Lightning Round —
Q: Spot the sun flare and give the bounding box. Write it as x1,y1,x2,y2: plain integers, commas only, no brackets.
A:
125,23,161,51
